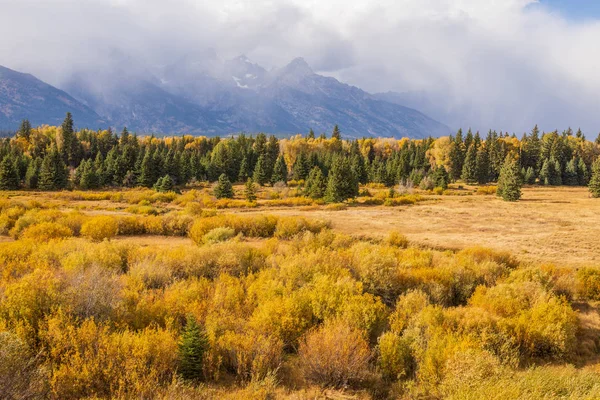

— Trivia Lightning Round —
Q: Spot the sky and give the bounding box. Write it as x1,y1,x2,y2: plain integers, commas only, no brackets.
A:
1,0,600,134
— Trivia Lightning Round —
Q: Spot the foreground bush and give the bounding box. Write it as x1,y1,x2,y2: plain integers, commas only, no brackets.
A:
81,216,119,242
298,321,371,388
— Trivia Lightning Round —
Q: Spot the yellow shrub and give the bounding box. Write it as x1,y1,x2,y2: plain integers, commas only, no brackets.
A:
21,222,73,242
81,216,119,242
378,332,414,381
387,231,409,248
476,185,499,196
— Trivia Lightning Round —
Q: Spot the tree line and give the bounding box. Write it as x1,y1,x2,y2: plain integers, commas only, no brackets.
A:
3,113,600,201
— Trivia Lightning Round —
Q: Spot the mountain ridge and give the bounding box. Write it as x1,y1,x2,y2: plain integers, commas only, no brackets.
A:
0,56,451,138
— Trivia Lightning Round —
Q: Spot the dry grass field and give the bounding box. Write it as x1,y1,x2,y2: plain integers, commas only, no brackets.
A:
235,186,600,267
2,185,599,266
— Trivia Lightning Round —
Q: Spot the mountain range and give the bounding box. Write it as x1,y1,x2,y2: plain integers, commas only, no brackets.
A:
0,52,451,139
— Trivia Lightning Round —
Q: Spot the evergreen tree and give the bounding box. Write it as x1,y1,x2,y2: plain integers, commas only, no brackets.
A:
292,152,310,181
60,112,75,165
123,170,137,188
271,155,288,184
24,159,40,189
253,154,269,186
461,143,477,183
351,153,368,185
178,315,209,382
524,166,536,184
0,156,19,190
589,159,600,198
324,156,358,203
564,159,578,186
332,125,341,140
154,175,174,192
244,178,257,202
214,173,234,199
138,149,158,188
307,128,315,140
304,166,326,199
38,146,68,190
238,156,250,182
497,154,522,201
448,131,465,181
433,165,449,190
578,157,589,186
16,119,32,140
475,146,490,184
80,160,100,190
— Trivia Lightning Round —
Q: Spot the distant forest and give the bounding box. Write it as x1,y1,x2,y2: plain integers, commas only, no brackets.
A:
2,113,600,201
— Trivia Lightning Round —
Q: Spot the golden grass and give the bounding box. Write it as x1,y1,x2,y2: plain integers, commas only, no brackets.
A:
3,186,600,266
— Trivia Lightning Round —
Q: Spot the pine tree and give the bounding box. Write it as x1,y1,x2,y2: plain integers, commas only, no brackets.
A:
253,154,269,186
271,155,288,184
304,166,326,199
564,159,578,186
292,152,310,181
154,175,174,192
332,125,341,140
138,149,158,188
178,315,209,382
497,154,522,201
38,146,68,190
80,160,100,190
324,156,357,203
238,156,250,182
16,119,32,140
475,146,490,184
524,166,536,184
0,156,19,190
244,178,257,202
461,143,477,183
307,128,315,140
60,112,75,165
214,173,234,199
589,159,600,197
433,165,449,190
25,159,40,189
578,157,589,186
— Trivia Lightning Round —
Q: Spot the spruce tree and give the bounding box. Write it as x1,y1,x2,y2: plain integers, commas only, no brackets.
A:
238,156,250,182
244,178,257,202
324,156,357,203
271,155,288,184
24,159,40,189
304,166,326,199
80,160,100,190
214,173,234,199
578,157,589,186
497,154,522,202
16,119,32,140
564,159,578,186
524,167,536,184
292,152,310,181
475,146,490,184
253,155,269,186
433,165,449,190
60,112,75,165
589,159,600,198
307,128,315,140
138,149,157,188
461,143,477,183
38,147,68,190
154,175,174,192
332,125,341,140
178,315,209,382
0,156,19,190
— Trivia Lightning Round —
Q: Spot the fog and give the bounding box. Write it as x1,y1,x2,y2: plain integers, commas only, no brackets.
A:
1,0,600,133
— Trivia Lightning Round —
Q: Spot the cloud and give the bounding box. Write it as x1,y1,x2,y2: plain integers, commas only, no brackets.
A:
0,0,599,133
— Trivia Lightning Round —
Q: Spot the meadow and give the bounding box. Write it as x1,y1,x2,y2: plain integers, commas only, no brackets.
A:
2,182,600,399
